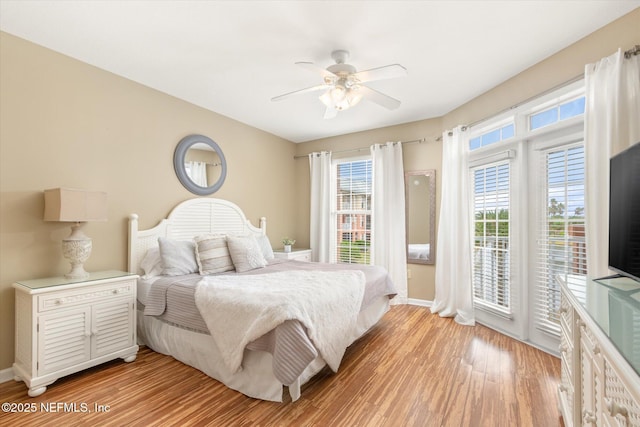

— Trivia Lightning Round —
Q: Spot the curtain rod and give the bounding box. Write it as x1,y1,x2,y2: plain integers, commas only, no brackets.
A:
293,136,441,159
625,44,640,58
462,45,639,132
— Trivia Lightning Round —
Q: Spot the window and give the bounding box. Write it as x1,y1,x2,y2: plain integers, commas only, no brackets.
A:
529,96,585,131
533,144,586,334
472,161,511,315
335,159,372,264
469,123,515,151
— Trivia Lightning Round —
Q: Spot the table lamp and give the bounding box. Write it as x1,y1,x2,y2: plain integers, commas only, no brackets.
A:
44,188,107,279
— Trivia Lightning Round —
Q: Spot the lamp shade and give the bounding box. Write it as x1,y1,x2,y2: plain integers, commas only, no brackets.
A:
44,188,107,222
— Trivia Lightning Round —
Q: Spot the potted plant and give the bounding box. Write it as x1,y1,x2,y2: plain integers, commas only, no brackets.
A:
282,237,296,253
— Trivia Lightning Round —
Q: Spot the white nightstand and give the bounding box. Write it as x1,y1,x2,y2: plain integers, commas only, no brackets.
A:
12,270,139,397
273,248,312,262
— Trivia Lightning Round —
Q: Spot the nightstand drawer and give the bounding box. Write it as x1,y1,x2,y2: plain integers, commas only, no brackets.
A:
273,249,312,261
38,279,135,312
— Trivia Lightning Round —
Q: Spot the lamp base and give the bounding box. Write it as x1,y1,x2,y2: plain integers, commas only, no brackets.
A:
62,223,92,280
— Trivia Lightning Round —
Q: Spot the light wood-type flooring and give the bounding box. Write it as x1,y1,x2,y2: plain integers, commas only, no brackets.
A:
0,305,563,426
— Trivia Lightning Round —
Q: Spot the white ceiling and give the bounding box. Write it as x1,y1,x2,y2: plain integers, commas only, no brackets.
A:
1,1,638,143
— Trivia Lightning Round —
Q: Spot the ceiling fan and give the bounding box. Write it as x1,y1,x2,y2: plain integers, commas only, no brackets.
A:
271,50,407,119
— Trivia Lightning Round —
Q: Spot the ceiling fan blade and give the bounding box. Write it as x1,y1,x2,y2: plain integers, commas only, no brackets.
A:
296,62,338,81
359,85,401,110
271,84,330,102
353,64,407,83
323,106,338,120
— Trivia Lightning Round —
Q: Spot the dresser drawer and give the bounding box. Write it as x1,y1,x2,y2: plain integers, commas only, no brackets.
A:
560,293,573,336
560,325,574,383
38,279,135,312
602,357,640,426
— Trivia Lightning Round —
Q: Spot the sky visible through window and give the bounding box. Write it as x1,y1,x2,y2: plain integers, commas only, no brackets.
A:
530,97,585,131
470,96,585,151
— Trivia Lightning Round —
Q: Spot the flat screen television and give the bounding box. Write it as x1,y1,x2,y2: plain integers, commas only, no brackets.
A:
609,141,640,282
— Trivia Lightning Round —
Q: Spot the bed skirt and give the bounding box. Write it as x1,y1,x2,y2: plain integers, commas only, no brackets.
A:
136,295,391,402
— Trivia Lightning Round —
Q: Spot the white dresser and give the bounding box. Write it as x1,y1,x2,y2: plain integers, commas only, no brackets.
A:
13,270,139,397
273,248,312,262
558,275,640,426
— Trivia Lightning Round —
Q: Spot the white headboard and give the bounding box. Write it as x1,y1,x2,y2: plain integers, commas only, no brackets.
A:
128,198,266,275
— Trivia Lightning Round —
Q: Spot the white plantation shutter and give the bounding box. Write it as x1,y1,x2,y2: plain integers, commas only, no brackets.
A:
472,160,512,316
534,144,587,335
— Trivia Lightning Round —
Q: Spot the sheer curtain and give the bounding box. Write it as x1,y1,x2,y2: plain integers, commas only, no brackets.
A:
187,161,208,187
371,142,407,304
431,127,475,325
309,151,333,262
584,49,640,277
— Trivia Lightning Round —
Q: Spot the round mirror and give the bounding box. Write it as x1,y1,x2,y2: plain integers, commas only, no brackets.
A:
174,134,227,196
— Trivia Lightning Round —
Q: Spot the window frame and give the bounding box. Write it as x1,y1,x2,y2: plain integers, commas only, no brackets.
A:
331,155,373,264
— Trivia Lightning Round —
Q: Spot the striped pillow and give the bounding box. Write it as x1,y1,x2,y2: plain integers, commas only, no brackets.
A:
194,234,234,275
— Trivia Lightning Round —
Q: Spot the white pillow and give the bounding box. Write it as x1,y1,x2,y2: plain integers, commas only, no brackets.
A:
158,237,198,276
227,235,267,273
255,234,275,260
194,234,235,275
140,247,163,278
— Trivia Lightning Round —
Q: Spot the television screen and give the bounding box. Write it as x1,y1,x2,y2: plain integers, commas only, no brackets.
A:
609,141,640,282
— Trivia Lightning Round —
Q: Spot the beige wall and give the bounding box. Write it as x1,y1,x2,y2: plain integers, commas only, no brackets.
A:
294,8,640,302
0,32,297,370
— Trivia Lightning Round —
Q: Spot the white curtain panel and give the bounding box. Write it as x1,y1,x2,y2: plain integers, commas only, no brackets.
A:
188,161,208,187
371,142,408,304
430,127,475,325
309,151,332,262
584,49,640,277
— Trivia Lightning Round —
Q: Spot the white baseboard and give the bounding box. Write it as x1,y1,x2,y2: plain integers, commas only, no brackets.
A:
407,298,432,307
0,366,14,383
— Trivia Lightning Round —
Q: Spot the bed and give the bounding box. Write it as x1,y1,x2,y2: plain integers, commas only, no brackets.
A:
408,243,430,260
128,198,396,402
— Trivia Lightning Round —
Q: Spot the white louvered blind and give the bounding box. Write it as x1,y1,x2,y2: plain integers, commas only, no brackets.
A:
472,161,511,315
534,144,587,335
335,160,372,264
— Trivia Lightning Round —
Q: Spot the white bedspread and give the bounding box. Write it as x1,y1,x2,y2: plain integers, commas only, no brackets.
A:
194,269,365,375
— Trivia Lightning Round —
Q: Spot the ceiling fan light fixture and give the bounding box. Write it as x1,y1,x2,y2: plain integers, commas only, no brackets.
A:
346,86,362,107
319,90,334,108
320,85,362,111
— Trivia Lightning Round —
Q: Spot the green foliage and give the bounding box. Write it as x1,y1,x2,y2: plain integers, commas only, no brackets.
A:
338,240,370,264
475,209,509,237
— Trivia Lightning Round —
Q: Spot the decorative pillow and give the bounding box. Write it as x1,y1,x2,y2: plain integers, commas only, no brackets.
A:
255,234,274,260
227,234,267,273
194,234,234,275
140,247,163,278
158,237,198,276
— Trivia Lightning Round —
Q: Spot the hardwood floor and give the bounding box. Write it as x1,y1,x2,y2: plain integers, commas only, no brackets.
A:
0,305,563,426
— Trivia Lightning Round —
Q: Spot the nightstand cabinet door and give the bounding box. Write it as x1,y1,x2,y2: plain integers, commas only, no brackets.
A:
38,307,91,376
92,299,135,358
